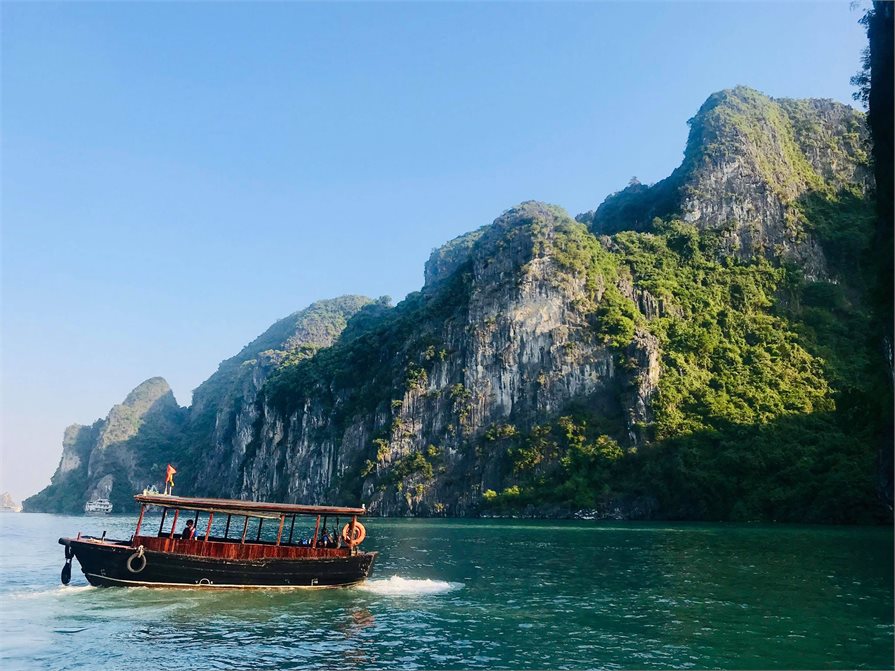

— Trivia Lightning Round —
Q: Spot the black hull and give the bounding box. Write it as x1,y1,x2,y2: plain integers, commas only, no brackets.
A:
61,539,377,588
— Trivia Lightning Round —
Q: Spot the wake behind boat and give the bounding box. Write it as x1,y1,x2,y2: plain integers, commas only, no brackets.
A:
58,494,376,588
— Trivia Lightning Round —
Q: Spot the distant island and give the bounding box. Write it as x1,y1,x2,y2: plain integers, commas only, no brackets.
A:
0,492,22,513
25,87,893,525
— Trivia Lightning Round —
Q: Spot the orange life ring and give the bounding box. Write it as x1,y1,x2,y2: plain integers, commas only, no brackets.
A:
341,522,366,547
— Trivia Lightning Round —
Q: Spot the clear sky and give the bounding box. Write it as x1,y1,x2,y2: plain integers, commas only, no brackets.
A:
1,1,868,503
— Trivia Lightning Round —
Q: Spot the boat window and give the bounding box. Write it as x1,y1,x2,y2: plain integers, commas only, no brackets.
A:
273,515,331,547
183,513,237,542
241,516,278,544
137,507,356,546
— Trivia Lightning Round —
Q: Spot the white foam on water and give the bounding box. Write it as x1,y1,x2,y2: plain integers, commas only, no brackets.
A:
357,575,462,595
8,585,93,600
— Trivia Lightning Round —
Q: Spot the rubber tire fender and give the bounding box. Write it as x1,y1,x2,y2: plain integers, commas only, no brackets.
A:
126,548,147,574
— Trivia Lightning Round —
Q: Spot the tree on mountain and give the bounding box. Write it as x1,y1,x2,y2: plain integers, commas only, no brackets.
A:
852,1,894,510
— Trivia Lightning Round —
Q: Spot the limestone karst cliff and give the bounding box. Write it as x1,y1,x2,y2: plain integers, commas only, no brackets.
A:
24,377,186,513
25,88,890,522
182,295,375,498
208,202,645,515
578,87,872,279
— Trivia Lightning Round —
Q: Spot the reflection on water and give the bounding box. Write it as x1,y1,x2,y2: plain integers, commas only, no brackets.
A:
0,514,891,670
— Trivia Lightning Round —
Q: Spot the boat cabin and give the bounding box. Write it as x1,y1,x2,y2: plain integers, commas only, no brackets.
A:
131,494,368,561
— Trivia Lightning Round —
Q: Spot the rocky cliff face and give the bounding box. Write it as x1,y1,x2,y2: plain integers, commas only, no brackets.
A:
579,87,872,279
25,300,372,514
183,296,374,497
27,87,887,522
223,203,636,515
24,378,186,513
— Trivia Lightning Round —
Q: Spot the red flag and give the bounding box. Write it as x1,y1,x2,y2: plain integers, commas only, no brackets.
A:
165,464,176,485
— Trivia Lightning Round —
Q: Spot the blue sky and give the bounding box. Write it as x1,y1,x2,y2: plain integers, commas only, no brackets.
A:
1,1,868,501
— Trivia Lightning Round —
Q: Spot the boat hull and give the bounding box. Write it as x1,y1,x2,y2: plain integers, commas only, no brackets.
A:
60,538,377,588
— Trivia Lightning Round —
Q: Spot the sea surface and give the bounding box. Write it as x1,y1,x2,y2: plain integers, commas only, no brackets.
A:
0,513,891,670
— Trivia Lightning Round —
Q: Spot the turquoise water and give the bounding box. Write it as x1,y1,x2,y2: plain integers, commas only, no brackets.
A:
0,513,891,670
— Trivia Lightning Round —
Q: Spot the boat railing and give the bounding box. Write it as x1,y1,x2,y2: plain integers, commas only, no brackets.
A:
148,530,348,549
133,534,355,560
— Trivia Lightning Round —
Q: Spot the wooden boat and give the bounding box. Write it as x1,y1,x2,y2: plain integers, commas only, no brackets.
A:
58,494,376,588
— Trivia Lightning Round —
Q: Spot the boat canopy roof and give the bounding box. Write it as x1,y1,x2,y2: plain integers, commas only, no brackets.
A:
134,494,367,518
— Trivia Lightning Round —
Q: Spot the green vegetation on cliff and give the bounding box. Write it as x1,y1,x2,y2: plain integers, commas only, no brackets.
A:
475,86,886,522
183,295,375,487
483,207,887,522
24,378,187,514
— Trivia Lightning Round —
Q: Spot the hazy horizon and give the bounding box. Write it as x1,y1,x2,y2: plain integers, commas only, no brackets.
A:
1,1,868,503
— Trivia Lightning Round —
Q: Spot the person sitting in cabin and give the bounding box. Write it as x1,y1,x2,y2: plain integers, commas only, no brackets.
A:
320,529,332,547
181,519,196,540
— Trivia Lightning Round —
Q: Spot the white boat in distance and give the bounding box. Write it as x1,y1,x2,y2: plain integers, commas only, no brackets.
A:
84,498,113,514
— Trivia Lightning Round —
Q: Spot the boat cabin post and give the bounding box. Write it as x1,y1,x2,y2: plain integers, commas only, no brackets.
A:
134,504,146,538
158,507,168,535
168,509,180,538
276,515,285,546
312,515,321,546
204,512,214,542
